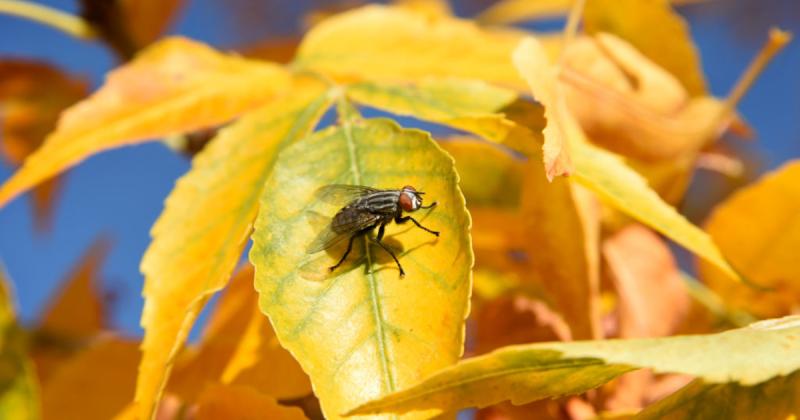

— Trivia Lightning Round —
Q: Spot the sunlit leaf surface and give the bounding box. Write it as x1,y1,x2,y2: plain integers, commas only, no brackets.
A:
349,316,800,416
250,117,473,419
699,161,800,318
296,5,539,90
0,37,290,208
135,77,331,419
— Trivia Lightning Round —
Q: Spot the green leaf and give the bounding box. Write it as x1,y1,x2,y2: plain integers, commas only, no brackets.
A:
347,316,800,416
0,268,40,420
635,372,800,419
249,117,473,419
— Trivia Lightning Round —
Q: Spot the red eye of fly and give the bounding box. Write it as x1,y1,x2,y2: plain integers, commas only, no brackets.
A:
399,192,414,211
402,185,416,192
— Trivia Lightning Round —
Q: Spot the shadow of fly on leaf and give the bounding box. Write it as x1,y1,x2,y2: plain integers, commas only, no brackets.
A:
304,184,439,278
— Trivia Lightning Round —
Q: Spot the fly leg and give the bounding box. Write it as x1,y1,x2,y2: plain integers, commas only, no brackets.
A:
395,215,439,237
329,234,357,272
374,222,405,277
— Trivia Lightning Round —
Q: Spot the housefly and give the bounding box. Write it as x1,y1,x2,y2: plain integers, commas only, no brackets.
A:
307,184,439,277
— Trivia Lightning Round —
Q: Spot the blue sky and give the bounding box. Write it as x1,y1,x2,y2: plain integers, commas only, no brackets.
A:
0,0,798,335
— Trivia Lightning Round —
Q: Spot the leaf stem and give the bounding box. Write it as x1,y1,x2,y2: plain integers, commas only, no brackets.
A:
561,0,587,58
0,0,96,40
712,28,792,135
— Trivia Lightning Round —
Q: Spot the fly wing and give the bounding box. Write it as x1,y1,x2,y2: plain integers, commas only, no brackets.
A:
306,209,381,254
314,184,379,205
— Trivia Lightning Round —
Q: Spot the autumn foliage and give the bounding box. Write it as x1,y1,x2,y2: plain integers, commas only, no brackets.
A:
0,0,798,419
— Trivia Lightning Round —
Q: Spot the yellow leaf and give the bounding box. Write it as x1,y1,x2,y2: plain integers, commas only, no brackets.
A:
250,117,473,419
571,140,739,281
699,161,800,318
348,316,800,416
345,78,545,157
393,0,452,18
43,337,139,420
135,76,332,419
195,384,308,420
520,165,601,339
0,37,290,208
0,268,40,420
296,5,539,90
477,0,571,24
439,137,524,209
512,37,574,179
584,0,707,95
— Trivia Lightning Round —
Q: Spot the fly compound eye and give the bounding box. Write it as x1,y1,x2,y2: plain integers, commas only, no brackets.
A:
399,191,417,211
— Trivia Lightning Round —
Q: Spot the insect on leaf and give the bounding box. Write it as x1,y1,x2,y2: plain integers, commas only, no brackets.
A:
249,117,473,419
348,316,800,416
135,76,331,420
0,37,290,209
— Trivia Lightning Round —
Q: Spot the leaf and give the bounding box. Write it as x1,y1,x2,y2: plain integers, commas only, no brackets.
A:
135,76,331,419
698,161,800,318
584,0,707,95
38,237,109,340
42,337,139,420
519,164,601,339
602,224,690,338
195,384,308,420
347,78,516,143
635,372,800,419
570,140,740,282
250,117,473,419
512,37,574,179
0,60,87,230
477,0,571,24
348,316,800,416
296,5,538,90
0,37,290,208
119,0,184,48
474,295,571,355
0,268,40,420
439,138,524,209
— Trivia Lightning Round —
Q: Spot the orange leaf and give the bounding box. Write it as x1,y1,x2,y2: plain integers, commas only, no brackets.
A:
699,161,800,318
119,0,185,48
0,60,87,230
42,337,140,420
195,385,308,420
135,76,330,419
0,37,290,208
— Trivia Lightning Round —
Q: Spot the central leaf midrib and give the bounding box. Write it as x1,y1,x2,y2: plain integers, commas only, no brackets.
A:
341,119,397,396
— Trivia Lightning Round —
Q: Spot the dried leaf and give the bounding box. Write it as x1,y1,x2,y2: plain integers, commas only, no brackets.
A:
475,295,572,355
250,117,473,419
0,37,290,208
119,0,184,48
135,77,331,419
699,161,800,318
348,316,800,416
477,0,571,24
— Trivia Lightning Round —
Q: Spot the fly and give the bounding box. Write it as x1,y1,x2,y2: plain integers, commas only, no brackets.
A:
306,184,439,277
